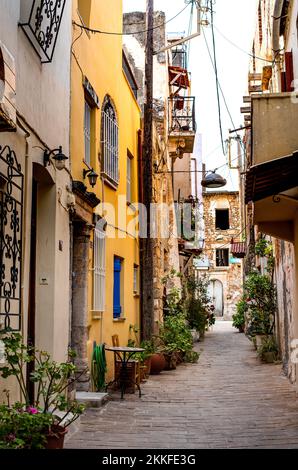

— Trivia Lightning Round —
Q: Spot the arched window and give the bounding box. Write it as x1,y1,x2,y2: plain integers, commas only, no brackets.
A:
101,97,119,185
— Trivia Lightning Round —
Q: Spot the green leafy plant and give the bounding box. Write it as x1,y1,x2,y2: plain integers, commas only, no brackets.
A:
184,275,213,334
0,331,85,448
255,238,275,274
0,403,54,449
232,299,247,332
244,272,277,336
257,335,279,362
158,313,193,356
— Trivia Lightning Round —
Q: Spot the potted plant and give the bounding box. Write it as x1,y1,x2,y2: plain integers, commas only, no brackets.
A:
232,299,247,333
244,271,276,342
0,332,85,449
257,335,279,363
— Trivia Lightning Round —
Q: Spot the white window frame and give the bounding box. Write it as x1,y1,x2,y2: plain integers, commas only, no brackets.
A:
93,224,106,312
102,101,119,185
84,100,91,166
133,265,139,294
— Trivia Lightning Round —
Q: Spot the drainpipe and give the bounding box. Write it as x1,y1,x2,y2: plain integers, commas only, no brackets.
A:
272,0,285,58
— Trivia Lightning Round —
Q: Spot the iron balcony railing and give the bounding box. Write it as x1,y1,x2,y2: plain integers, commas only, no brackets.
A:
168,96,196,134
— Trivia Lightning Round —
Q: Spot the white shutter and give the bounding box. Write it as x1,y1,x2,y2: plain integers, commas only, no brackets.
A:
84,101,91,165
93,224,106,312
127,156,131,202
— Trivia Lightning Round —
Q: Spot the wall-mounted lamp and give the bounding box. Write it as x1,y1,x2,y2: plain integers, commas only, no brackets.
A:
201,171,227,189
44,146,68,171
83,168,98,188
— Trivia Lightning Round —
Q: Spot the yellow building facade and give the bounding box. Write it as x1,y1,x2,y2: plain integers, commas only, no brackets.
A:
70,0,141,385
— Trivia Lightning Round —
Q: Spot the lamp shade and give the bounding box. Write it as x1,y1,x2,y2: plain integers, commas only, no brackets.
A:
201,172,227,189
52,147,68,171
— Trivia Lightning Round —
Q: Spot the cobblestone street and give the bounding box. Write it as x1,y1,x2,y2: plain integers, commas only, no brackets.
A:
66,322,298,449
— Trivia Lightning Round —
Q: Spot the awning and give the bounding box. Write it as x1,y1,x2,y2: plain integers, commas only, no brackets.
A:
230,242,246,258
245,151,298,204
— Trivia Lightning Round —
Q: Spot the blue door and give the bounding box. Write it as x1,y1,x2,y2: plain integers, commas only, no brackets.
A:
113,257,122,318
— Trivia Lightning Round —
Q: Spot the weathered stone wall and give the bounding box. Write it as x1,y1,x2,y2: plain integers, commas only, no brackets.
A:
123,12,180,330
201,192,243,320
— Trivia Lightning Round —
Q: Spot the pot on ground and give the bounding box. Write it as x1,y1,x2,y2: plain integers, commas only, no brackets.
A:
163,352,177,370
150,353,166,375
44,424,67,449
262,351,276,363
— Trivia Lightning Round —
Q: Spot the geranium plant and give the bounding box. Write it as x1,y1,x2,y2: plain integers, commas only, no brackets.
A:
0,331,85,448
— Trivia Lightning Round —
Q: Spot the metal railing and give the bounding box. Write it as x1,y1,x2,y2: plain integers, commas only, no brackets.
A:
168,96,196,133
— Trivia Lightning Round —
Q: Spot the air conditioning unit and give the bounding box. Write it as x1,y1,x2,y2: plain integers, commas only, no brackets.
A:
0,41,16,132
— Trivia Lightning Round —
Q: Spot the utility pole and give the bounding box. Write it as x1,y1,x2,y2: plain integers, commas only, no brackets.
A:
142,0,154,340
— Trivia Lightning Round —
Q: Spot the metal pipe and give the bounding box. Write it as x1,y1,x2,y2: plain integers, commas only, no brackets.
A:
272,0,285,56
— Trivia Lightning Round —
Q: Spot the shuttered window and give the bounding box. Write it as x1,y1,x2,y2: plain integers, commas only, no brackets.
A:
113,257,122,318
133,265,138,294
84,100,91,166
127,154,132,203
93,224,106,312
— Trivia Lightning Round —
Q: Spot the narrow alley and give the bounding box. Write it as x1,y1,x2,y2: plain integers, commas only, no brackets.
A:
66,322,298,449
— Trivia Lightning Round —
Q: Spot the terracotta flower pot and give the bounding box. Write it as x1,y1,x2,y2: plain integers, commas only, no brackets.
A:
44,424,67,449
163,352,177,370
150,353,166,375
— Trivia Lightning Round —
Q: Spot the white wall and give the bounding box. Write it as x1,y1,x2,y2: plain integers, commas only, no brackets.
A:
0,0,72,365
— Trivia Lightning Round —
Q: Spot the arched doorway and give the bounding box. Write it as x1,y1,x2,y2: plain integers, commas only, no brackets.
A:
208,280,224,317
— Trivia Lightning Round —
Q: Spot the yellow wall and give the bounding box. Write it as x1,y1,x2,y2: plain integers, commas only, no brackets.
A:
71,0,141,382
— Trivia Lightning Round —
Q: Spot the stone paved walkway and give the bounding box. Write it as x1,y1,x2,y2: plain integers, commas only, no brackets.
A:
66,322,298,449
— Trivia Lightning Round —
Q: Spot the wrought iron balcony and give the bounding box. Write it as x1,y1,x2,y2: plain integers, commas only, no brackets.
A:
19,0,66,63
168,96,196,156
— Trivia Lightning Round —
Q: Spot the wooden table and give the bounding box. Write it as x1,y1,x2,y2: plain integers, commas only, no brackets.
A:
105,346,145,399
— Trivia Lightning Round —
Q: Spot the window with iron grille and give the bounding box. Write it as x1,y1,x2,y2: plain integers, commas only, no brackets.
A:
101,98,119,186
93,224,106,312
216,249,229,267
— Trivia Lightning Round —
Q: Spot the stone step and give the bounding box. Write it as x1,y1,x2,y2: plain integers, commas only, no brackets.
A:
75,391,109,409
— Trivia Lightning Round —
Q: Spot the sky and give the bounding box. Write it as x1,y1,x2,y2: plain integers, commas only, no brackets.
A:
123,0,259,190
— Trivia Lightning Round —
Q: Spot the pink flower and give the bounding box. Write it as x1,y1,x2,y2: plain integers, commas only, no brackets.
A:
27,406,38,415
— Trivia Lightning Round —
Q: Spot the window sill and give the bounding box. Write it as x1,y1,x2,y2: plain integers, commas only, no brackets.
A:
102,173,119,190
113,317,126,323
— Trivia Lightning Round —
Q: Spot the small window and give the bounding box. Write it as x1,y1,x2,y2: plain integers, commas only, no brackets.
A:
216,249,229,267
84,100,91,166
133,265,139,294
113,257,123,318
215,209,229,230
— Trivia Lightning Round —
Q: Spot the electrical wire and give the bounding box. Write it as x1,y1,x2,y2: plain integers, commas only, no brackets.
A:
155,153,244,175
202,27,246,155
73,3,190,36
214,25,274,64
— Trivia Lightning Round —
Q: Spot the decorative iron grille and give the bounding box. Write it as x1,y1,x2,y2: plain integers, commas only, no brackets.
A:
20,0,66,63
168,96,196,133
0,145,23,331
